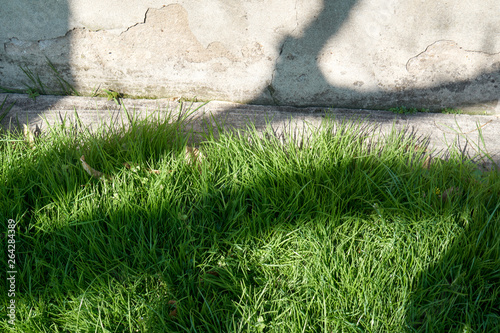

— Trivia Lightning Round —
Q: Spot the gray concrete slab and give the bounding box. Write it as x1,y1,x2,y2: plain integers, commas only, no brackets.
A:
1,94,499,171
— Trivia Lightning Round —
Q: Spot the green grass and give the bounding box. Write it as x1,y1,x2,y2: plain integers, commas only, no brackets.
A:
441,108,463,115
389,106,467,115
1,110,499,332
0,97,15,124
388,107,430,115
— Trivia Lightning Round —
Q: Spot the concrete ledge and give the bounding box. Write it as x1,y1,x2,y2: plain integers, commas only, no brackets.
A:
1,93,499,170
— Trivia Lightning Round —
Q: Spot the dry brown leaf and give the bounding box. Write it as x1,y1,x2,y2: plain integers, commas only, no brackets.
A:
23,124,31,139
23,124,40,147
80,155,108,180
422,155,432,169
206,271,219,277
406,144,428,153
168,300,177,317
185,146,204,166
123,162,162,175
33,124,41,138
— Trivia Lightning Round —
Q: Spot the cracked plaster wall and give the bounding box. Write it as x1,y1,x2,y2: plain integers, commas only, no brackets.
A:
1,0,499,112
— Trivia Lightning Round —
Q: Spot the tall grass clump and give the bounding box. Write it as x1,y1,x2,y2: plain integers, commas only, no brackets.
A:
0,112,498,332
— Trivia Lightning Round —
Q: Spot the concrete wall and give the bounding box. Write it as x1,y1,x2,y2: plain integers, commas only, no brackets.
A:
1,0,499,113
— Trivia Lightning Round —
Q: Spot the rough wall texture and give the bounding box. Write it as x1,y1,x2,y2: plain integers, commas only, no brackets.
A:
1,0,499,113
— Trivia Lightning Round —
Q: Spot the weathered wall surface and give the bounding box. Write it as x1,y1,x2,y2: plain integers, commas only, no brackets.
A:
1,0,499,113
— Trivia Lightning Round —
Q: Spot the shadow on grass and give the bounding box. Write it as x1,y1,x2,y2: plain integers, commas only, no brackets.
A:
406,199,500,332
1,114,499,331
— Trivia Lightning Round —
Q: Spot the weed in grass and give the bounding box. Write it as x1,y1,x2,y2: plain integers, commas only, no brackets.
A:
90,84,101,97
19,65,47,99
103,89,124,105
390,106,466,115
441,107,463,114
0,111,498,332
25,87,40,101
0,96,15,125
389,106,430,114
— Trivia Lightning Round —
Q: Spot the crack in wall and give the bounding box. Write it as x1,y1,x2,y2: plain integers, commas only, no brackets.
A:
461,48,500,56
267,0,299,105
6,31,70,46
406,39,500,72
119,8,151,36
294,0,299,32
406,40,448,72
267,41,286,105
6,4,190,41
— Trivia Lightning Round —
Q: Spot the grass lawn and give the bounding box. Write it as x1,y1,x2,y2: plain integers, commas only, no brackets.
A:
1,108,499,332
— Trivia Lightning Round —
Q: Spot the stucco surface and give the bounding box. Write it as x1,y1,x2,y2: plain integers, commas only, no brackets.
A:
1,1,499,112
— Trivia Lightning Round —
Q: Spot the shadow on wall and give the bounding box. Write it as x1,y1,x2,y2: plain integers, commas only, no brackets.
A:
0,0,72,116
261,0,359,106
249,0,500,110
1,0,499,130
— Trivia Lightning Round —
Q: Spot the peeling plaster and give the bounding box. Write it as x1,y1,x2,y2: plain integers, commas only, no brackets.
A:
112,4,239,63
4,30,72,61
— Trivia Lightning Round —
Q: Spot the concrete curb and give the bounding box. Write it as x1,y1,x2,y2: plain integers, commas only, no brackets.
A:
1,93,499,170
